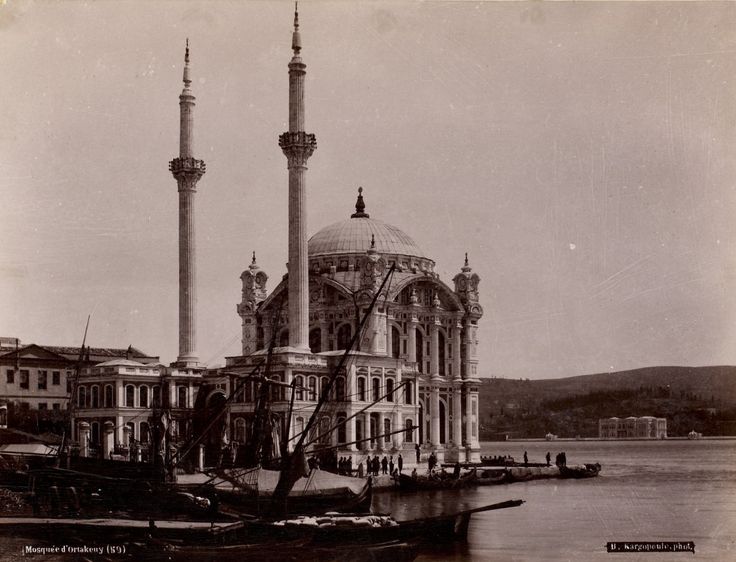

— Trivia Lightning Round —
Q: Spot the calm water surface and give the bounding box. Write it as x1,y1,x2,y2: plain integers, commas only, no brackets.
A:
373,439,736,561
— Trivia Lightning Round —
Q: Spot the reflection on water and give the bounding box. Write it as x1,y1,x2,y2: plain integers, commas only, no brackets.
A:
373,439,736,561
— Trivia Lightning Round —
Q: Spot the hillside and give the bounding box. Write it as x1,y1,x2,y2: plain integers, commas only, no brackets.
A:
478,366,736,440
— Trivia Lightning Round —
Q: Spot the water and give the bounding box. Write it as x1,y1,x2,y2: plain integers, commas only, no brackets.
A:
373,439,736,561
2,440,734,561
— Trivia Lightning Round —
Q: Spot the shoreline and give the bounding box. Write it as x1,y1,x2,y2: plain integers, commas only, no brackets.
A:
483,436,736,442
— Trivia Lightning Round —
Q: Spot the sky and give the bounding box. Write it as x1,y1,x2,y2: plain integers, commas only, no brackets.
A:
1,1,735,380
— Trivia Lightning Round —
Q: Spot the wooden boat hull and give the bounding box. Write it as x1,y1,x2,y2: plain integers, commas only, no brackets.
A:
559,463,601,479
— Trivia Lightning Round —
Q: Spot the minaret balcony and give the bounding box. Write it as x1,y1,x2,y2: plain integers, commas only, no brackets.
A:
169,157,207,175
279,132,317,155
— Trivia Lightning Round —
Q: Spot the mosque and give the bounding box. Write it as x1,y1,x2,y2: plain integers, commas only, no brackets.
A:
71,7,483,467
209,8,484,466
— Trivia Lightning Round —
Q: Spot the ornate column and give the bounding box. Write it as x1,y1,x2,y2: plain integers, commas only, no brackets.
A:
453,321,462,381
465,387,474,455
430,322,439,376
430,385,440,446
453,386,463,446
279,7,317,351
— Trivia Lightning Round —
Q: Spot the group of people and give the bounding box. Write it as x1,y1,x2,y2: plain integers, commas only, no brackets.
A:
336,456,353,475
554,451,567,467
360,454,404,477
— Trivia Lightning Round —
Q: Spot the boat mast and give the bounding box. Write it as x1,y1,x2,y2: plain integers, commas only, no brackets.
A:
62,315,90,461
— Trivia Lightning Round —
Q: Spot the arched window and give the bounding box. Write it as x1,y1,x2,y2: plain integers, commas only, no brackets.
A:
178,386,187,408
405,380,413,405
152,385,161,408
438,331,446,376
405,419,414,442
104,385,114,408
416,331,424,372
279,329,289,347
372,378,380,403
320,376,329,401
90,385,99,409
309,328,321,353
125,385,135,408
308,376,317,401
295,417,305,441
384,418,391,444
337,413,346,444
356,418,363,447
337,324,352,350
391,326,401,358
369,415,378,447
357,377,366,402
335,376,345,401
78,386,87,409
140,422,150,443
270,375,282,402
294,375,304,400
245,380,253,402
125,422,135,444
234,418,246,443
386,379,394,402
139,386,148,409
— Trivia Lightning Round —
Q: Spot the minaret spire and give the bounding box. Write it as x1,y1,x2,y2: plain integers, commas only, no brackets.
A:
279,3,317,351
169,39,206,367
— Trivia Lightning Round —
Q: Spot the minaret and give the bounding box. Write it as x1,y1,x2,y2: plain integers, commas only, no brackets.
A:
169,39,206,366
279,4,317,351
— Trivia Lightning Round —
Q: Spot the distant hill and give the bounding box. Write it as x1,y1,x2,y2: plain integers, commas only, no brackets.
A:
478,366,736,440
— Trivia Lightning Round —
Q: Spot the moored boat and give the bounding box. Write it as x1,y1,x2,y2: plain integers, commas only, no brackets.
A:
559,463,601,479
397,469,477,491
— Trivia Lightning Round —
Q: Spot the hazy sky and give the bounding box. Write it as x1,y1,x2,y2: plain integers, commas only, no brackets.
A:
1,1,735,379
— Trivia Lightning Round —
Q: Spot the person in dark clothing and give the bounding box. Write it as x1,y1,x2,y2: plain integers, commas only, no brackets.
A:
428,452,437,472
415,443,421,463
389,456,394,475
398,454,403,473
381,456,388,475
453,462,461,478
561,452,567,467
373,455,380,476
546,451,551,467
523,451,528,466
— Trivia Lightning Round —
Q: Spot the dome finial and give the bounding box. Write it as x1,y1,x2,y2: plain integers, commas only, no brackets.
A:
249,251,260,271
462,252,472,272
252,251,257,264
351,186,369,218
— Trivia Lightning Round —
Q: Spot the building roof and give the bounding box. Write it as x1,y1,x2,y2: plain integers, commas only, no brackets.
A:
309,216,427,260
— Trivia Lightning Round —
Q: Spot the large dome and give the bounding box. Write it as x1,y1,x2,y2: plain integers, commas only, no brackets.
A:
309,216,427,259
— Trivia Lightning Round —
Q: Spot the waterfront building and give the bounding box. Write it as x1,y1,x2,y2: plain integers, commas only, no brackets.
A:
207,8,483,465
0,337,157,411
598,416,667,439
71,358,199,459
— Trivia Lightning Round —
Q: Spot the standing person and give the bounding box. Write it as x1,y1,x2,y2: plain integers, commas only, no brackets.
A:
428,452,437,472
398,454,403,473
357,461,364,478
389,456,394,475
561,452,567,467
523,451,528,466
546,452,551,467
453,462,461,478
381,456,388,475
415,443,421,463
373,455,380,476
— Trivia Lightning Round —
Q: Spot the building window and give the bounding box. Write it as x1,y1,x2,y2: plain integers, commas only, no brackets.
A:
78,386,87,408
308,376,317,401
337,414,346,444
386,379,394,402
438,332,446,376
90,385,99,408
337,324,352,350
357,377,366,402
294,375,304,401
405,419,414,442
19,370,29,389
52,371,60,385
178,386,187,408
38,371,47,390
391,327,401,359
140,386,149,408
52,403,60,411
320,376,329,401
372,378,380,403
309,328,322,353
335,376,345,401
152,385,161,408
38,402,47,410
384,418,391,443
140,422,150,443
126,385,135,407
405,381,413,405
6,370,14,384
104,385,114,408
